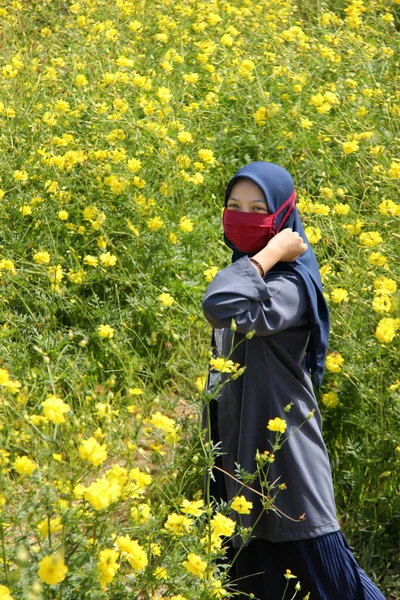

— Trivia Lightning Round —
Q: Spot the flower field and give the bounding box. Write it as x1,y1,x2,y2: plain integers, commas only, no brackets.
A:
0,0,399,597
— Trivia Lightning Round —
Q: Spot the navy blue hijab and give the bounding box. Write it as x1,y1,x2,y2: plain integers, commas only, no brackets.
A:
223,161,329,390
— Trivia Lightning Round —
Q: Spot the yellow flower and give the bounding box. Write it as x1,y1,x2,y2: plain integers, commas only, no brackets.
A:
305,226,322,244
231,495,253,515
97,549,120,590
372,295,392,313
211,513,236,537
195,375,207,391
79,437,108,466
179,216,193,232
158,292,174,307
344,219,364,235
157,86,173,103
84,477,121,510
375,318,400,344
284,569,297,580
75,74,88,87
13,169,29,182
13,456,37,476
37,516,63,539
204,266,218,282
130,503,151,524
41,395,70,424
209,357,237,373
177,131,193,144
180,499,205,517
198,149,216,165
389,160,400,178
149,411,176,433
58,210,68,220
330,288,348,303
38,554,68,585
267,417,287,434
333,203,350,215
169,232,178,244
359,231,383,247
183,553,207,578
19,205,32,216
325,352,344,373
33,251,51,265
342,140,359,154
163,513,193,537
300,117,314,129
83,255,98,267
379,199,398,216
98,324,115,338
0,585,13,600
147,216,164,231
220,33,234,46
99,252,117,267
106,129,125,143
368,252,388,267
373,276,396,295
322,391,339,408
253,107,267,126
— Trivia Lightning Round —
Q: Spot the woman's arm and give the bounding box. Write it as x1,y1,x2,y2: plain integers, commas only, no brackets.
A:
202,256,308,335
202,229,309,336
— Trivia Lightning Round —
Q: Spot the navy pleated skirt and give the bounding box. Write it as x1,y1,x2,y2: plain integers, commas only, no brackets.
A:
229,532,386,600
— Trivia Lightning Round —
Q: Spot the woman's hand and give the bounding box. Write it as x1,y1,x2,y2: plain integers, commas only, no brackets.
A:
266,229,308,262
251,229,308,276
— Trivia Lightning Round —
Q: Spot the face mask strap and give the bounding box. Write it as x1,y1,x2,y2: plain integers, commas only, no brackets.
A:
276,190,296,233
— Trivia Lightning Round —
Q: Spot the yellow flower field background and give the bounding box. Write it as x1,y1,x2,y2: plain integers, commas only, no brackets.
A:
0,0,399,597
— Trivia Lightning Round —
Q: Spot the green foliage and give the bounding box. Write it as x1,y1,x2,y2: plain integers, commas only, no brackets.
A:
0,0,399,597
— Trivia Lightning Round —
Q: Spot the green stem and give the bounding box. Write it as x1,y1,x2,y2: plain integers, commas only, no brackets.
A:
0,517,9,584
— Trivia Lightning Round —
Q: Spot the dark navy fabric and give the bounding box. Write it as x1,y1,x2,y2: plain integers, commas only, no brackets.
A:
231,532,386,600
223,161,329,390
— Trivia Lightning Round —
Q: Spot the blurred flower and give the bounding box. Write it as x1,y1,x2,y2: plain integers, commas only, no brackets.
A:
373,276,396,295
97,549,120,590
375,318,400,343
359,231,383,247
163,513,193,537
330,288,348,303
305,226,321,244
342,140,359,154
180,499,205,517
326,352,344,373
322,391,339,408
179,216,193,232
147,216,164,231
98,324,115,338
183,553,207,578
41,395,70,424
158,292,174,307
79,437,108,466
13,456,37,476
368,252,388,267
372,295,392,313
204,266,218,282
38,554,68,586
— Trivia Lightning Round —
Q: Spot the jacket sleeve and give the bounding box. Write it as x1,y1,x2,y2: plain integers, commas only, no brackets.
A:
202,255,308,336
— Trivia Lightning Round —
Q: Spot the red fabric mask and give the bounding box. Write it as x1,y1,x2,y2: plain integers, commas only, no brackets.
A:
222,190,296,254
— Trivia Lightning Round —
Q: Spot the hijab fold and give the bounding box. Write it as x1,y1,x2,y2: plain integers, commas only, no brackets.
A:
223,161,329,390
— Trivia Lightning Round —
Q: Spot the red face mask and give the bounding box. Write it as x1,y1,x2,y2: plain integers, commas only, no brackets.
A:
222,190,296,254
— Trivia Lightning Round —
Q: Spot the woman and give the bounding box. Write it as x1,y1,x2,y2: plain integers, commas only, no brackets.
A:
202,162,385,599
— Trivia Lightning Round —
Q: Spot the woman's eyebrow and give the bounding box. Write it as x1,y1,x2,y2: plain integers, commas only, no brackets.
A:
228,197,265,203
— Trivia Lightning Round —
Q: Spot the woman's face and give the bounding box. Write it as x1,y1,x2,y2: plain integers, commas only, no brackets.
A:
226,178,268,213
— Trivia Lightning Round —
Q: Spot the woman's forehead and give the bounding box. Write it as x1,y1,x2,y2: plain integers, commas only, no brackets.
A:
229,177,264,197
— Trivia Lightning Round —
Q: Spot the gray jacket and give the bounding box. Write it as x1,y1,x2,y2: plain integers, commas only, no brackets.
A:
202,255,339,546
